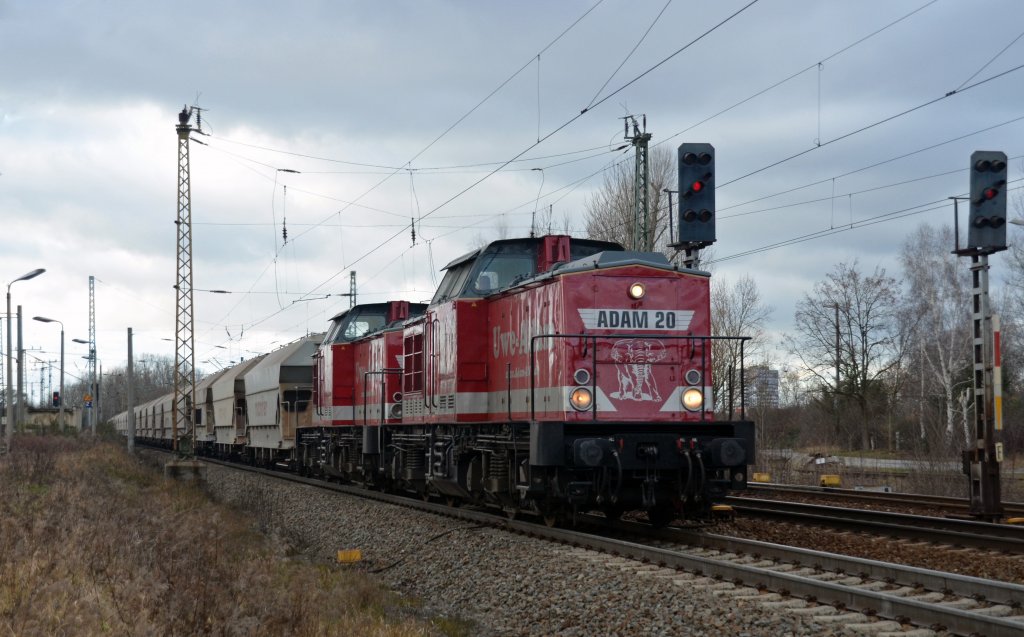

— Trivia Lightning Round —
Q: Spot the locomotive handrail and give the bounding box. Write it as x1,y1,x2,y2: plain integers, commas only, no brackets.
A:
423,319,431,414
312,352,322,417
506,362,513,421
529,333,752,422
425,318,440,411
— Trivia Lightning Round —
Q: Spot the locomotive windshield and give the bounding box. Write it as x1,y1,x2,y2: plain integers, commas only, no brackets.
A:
324,307,388,344
468,242,535,295
432,237,625,302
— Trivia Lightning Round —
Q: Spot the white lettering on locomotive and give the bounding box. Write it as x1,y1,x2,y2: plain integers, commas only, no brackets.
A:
492,320,555,359
577,309,693,331
610,339,667,402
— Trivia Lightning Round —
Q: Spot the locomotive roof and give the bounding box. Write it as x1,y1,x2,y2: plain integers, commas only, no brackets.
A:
327,301,426,323
550,249,709,277
325,301,428,344
440,236,623,271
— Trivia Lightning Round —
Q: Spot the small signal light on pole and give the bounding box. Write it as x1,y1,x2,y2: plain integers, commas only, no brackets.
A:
967,150,1008,253
674,143,716,247
52,391,59,407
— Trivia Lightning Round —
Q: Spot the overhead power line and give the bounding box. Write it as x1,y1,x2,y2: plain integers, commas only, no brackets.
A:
716,181,1024,263
717,63,1024,189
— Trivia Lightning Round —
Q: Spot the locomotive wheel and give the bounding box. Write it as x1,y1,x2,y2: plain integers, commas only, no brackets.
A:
602,504,625,522
505,507,520,520
445,496,460,508
646,503,677,528
541,503,562,528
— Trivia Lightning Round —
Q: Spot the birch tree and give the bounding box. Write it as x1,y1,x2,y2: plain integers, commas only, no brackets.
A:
711,275,773,416
899,224,972,444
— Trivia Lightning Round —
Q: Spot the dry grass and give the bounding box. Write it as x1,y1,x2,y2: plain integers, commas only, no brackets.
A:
0,437,440,637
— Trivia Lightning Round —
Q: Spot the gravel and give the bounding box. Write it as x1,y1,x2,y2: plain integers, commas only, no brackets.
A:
195,461,921,637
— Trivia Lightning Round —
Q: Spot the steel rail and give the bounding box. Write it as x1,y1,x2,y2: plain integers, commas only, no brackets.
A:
728,497,1024,552
615,520,1024,607
749,482,1024,517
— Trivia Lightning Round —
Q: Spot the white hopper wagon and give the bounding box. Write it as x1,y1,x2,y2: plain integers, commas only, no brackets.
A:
244,334,323,466
210,356,265,456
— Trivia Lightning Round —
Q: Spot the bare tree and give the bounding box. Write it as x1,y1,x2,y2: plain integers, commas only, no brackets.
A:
471,215,512,248
64,355,177,424
784,260,902,449
710,275,773,415
584,146,675,253
899,224,972,445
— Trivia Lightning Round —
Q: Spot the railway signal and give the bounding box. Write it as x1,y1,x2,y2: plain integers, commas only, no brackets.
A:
967,150,1008,253
952,149,1009,521
676,143,716,246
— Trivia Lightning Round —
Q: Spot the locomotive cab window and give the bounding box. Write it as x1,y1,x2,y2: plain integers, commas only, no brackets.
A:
323,318,345,344
326,307,389,343
431,261,473,304
342,313,386,340
466,242,536,296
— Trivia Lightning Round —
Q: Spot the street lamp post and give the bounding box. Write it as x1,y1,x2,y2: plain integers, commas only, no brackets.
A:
6,268,45,449
33,316,64,431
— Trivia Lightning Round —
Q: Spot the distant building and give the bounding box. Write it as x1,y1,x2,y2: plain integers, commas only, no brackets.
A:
745,366,780,408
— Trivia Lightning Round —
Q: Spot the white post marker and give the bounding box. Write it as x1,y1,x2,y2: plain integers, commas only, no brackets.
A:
993,315,1002,432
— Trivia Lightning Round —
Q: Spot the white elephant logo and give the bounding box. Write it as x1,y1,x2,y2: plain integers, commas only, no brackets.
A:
610,339,666,401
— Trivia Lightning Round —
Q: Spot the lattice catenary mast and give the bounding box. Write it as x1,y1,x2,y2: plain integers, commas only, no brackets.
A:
173,106,200,453
625,115,653,252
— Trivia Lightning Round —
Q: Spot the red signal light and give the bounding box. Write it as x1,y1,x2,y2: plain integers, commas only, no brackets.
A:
691,180,703,193
984,187,998,200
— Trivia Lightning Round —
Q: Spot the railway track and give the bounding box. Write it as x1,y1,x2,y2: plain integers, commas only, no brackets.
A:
727,496,1024,553
178,453,1024,636
748,482,1024,518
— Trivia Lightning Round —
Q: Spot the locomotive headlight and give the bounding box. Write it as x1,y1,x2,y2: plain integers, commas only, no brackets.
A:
573,368,591,385
570,387,593,411
681,387,704,411
628,282,646,300
684,369,702,386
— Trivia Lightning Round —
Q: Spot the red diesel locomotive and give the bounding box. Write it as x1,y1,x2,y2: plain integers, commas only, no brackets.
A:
298,234,753,524
305,301,427,477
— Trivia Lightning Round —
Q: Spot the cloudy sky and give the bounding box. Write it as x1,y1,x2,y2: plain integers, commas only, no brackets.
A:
2,0,1023,399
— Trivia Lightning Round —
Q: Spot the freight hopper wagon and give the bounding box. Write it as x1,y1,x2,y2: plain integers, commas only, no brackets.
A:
135,393,175,449
244,334,323,467
191,367,231,453
396,235,754,524
301,301,427,480
205,356,264,458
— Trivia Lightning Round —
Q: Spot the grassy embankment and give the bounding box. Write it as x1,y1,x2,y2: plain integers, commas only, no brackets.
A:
0,437,447,637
